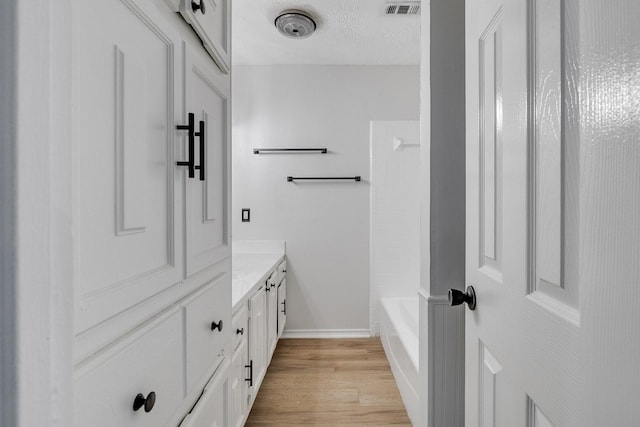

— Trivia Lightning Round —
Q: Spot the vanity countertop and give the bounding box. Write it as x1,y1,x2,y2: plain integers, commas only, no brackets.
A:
232,240,285,310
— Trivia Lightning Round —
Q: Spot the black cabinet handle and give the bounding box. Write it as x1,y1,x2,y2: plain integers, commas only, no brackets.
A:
133,391,156,413
191,0,206,14
271,283,276,289
244,360,253,386
265,286,271,293
236,328,244,335
211,320,223,332
281,300,286,315
283,269,287,273
194,119,205,181
176,113,196,178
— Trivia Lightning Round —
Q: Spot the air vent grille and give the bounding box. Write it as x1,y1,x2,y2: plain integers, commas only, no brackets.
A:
385,2,421,15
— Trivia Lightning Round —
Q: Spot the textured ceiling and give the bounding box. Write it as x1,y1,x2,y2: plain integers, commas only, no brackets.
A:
232,0,421,65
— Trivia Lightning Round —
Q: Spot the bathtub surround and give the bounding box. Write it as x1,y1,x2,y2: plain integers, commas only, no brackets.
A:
370,121,421,336
232,65,419,336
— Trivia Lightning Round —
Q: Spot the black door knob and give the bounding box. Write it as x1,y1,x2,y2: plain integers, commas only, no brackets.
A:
211,320,223,332
133,391,156,413
448,286,476,310
191,0,206,14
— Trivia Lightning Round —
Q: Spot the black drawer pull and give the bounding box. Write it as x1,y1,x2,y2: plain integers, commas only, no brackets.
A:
133,391,156,413
211,320,223,332
281,300,286,315
245,360,253,387
236,328,244,335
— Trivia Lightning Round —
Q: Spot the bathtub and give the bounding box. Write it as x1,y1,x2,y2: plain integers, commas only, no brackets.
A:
379,297,419,425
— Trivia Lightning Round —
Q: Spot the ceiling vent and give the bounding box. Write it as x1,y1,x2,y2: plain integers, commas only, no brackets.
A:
385,2,421,15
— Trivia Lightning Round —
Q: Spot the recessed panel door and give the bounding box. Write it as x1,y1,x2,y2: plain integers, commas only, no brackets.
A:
73,0,183,333
184,47,230,277
465,0,581,425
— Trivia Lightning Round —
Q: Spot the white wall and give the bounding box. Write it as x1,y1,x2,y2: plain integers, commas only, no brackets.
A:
232,65,419,334
370,120,420,335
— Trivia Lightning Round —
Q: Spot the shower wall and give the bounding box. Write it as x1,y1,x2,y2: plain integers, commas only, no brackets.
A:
370,120,421,335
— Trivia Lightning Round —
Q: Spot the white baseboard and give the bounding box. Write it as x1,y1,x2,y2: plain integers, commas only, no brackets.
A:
281,329,371,339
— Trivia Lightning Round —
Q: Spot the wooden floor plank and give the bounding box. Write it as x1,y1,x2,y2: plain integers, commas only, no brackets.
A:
245,338,412,426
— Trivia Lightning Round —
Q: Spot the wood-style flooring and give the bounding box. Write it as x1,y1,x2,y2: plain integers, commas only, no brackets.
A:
245,338,412,426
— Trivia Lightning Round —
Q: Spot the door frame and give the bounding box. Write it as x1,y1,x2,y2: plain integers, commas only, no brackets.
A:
419,0,466,426
0,2,73,426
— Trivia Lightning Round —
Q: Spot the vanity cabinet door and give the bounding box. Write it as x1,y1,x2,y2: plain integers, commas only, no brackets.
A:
73,0,183,333
248,286,267,400
179,0,230,73
277,278,287,337
229,338,249,427
266,273,278,359
184,45,231,277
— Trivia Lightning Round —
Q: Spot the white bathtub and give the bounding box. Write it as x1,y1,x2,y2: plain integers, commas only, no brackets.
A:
379,297,419,425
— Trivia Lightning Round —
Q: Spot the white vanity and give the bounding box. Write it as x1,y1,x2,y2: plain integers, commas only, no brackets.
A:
228,240,287,427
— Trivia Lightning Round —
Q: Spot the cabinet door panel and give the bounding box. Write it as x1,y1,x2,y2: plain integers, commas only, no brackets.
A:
179,0,230,73
229,339,249,427
183,274,231,394
179,360,229,427
248,286,267,400
267,275,278,358
278,278,287,337
73,0,182,332
74,309,183,427
184,47,231,277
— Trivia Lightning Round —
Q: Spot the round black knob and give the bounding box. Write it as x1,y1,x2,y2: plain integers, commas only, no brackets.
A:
448,286,476,310
236,328,244,335
211,320,223,332
133,391,156,413
191,0,206,14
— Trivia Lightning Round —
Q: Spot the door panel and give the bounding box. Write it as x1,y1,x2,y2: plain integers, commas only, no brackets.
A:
184,47,231,276
73,0,183,332
465,0,581,426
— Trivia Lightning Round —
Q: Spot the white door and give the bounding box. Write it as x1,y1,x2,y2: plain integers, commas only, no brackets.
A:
465,0,582,425
465,0,640,425
184,46,231,276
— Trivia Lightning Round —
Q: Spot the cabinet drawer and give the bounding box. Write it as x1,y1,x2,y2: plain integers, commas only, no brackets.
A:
74,309,183,427
183,273,231,393
179,0,230,73
232,304,248,351
179,359,229,427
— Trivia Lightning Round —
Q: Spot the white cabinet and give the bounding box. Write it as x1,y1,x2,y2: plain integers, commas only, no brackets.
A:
73,0,185,337
184,45,231,276
266,272,279,358
183,275,231,394
179,360,229,427
179,0,230,73
277,278,287,338
74,309,184,427
72,0,232,425
248,284,267,400
229,338,249,427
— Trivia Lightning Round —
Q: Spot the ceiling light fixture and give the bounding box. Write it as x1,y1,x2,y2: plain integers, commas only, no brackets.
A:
274,10,316,39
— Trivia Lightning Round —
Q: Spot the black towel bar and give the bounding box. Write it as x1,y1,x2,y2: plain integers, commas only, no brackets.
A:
253,148,328,154
287,176,361,182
